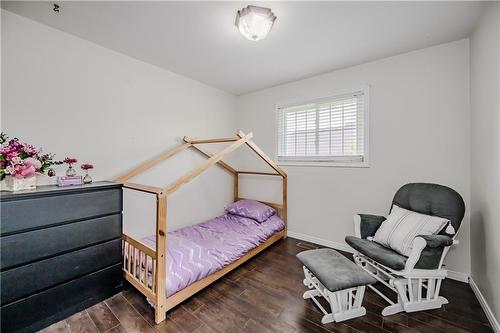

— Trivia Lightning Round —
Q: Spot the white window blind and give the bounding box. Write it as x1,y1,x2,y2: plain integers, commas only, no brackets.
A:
276,88,368,166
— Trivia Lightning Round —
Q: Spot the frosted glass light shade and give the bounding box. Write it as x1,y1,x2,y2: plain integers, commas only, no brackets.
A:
235,5,276,41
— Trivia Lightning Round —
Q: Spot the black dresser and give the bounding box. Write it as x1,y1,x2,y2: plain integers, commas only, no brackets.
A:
0,182,123,332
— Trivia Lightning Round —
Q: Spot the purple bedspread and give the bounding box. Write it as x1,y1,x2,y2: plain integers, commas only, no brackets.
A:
141,213,284,297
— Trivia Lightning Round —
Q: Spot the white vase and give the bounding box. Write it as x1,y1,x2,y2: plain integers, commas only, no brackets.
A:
2,176,37,192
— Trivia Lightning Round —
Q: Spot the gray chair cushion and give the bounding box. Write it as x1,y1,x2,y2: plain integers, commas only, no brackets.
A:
359,214,386,239
418,234,453,248
392,183,465,234
412,235,451,269
296,248,376,292
345,236,407,270
415,246,445,270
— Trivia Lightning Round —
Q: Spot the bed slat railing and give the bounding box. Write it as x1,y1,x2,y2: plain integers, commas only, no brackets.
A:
122,234,157,301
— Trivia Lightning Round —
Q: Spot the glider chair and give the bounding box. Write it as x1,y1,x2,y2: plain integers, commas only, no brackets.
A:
345,183,465,316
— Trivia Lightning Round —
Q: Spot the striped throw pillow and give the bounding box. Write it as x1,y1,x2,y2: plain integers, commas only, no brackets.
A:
373,205,449,257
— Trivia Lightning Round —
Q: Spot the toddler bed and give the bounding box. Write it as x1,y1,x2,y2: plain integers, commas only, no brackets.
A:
127,201,285,297
116,131,287,324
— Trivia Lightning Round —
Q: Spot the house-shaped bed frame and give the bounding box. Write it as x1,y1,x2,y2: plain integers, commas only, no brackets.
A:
114,131,287,324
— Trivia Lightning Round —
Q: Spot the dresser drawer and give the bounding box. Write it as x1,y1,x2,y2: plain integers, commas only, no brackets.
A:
1,188,122,235
1,239,122,305
0,214,122,270
1,263,123,333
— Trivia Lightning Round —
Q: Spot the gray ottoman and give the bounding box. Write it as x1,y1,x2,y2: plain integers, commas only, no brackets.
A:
297,248,376,324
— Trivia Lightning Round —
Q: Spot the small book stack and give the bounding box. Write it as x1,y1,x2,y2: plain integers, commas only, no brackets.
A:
57,176,83,187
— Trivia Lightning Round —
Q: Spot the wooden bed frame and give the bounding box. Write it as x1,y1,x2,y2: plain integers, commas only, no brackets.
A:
114,131,287,324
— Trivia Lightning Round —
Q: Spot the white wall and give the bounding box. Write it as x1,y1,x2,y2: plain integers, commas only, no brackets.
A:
237,40,471,276
1,10,238,237
1,9,475,277
470,2,500,327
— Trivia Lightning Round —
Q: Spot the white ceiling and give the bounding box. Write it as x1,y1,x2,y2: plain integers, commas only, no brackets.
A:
2,1,487,95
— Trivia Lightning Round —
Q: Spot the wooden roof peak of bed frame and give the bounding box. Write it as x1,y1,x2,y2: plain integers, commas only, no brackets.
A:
114,130,287,196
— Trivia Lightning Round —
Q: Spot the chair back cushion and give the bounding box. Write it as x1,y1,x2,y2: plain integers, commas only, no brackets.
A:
392,183,465,234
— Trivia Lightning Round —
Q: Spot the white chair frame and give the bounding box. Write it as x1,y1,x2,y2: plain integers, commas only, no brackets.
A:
302,266,367,323
352,214,459,316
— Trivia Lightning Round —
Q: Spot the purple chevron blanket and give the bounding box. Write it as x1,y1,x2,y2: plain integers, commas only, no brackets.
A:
140,212,284,297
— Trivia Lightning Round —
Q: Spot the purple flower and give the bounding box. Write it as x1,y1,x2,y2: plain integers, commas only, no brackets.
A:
8,139,20,149
22,144,38,155
81,163,94,170
63,157,78,165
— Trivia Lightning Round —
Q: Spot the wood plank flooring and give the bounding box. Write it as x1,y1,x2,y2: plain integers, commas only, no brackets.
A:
39,238,493,333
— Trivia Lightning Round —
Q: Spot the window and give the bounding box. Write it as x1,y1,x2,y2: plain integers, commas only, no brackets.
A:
276,87,369,167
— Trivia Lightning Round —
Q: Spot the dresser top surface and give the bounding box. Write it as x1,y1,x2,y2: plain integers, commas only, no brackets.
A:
0,181,121,200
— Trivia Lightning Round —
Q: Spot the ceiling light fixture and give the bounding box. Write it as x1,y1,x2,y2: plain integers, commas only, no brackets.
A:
235,5,276,41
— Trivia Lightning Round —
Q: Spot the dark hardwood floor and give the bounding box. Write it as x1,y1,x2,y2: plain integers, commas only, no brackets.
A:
39,238,492,333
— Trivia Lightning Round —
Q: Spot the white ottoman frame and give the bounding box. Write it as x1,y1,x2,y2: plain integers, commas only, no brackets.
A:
302,266,367,324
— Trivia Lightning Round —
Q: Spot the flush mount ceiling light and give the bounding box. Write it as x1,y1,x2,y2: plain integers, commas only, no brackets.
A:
235,5,276,41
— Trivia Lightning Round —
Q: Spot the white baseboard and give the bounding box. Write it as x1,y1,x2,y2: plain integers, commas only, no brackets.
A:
470,278,500,333
288,231,354,253
288,231,469,283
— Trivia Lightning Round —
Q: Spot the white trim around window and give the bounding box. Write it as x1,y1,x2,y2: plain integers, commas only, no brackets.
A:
275,86,370,168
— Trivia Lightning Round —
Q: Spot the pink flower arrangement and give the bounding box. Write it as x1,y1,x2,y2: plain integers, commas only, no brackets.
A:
63,157,78,165
0,133,62,180
81,163,94,171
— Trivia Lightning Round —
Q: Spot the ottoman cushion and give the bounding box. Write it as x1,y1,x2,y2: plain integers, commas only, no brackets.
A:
297,248,376,292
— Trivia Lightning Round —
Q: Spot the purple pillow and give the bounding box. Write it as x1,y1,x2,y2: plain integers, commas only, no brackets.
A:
225,200,276,223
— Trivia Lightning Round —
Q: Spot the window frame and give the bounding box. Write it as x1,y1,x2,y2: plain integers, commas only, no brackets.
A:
275,86,370,168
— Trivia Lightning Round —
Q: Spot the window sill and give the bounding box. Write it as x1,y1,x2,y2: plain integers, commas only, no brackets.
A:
277,161,370,168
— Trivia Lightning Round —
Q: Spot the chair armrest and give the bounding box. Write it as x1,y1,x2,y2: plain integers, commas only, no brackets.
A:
405,237,428,270
417,235,454,248
354,214,386,239
405,235,456,270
